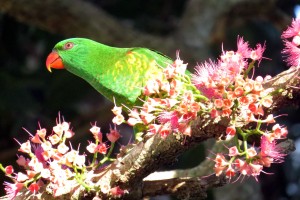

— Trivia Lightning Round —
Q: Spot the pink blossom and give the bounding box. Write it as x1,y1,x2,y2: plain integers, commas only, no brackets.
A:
214,99,223,109
90,125,102,142
158,111,179,130
143,79,160,95
258,156,273,167
281,18,300,39
148,124,161,135
214,153,228,168
74,154,86,167
97,143,108,154
237,36,251,58
128,108,140,119
28,157,44,173
244,81,254,93
90,125,101,135
225,164,236,178
223,99,233,108
210,109,220,118
161,81,171,93
220,50,245,78
269,124,288,141
221,108,232,117
250,43,265,61
107,126,121,143
173,55,188,75
127,117,142,126
260,136,285,164
282,40,300,67
112,114,125,125
110,186,127,198
159,124,172,138
16,155,29,167
228,146,239,156
48,134,60,145
4,182,23,200
27,170,37,179
31,133,42,144
226,126,236,136
234,86,244,97
239,96,250,106
53,122,69,137
249,163,263,177
57,143,69,154
201,87,221,99
64,129,74,138
111,105,122,116
214,153,228,176
261,96,273,108
86,142,97,154
247,147,257,158
179,124,192,136
264,114,275,123
252,81,263,92
36,128,47,140
238,161,252,176
163,64,176,79
16,172,28,182
192,61,217,89
18,140,31,154
41,168,51,179
5,165,14,175
140,110,156,124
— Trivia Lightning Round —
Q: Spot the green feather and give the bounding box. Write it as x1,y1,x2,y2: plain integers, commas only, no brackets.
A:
53,38,172,108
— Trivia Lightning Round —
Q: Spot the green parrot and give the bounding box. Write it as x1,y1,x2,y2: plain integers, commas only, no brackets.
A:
46,38,172,108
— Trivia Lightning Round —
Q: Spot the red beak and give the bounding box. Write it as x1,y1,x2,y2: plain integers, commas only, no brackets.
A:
46,51,64,72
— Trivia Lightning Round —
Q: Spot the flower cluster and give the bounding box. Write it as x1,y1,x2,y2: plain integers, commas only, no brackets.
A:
192,36,265,99
213,126,287,181
191,35,290,180
127,55,207,138
0,115,122,199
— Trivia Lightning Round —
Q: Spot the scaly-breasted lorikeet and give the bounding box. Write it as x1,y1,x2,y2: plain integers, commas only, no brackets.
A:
46,38,173,108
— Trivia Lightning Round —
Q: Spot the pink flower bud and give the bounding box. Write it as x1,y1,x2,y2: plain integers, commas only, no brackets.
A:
228,146,239,156
5,165,14,175
28,182,39,194
107,127,121,143
226,126,236,136
18,140,31,154
110,186,127,198
86,142,97,154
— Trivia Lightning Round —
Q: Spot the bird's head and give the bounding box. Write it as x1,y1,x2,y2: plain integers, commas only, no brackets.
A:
46,38,95,73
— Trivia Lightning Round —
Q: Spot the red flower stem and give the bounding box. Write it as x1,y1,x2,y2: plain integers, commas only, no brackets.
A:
97,142,115,168
91,139,99,167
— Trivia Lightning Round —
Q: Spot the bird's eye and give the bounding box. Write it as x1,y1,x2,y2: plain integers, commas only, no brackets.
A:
64,42,74,50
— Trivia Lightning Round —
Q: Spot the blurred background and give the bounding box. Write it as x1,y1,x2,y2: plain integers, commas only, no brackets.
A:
0,0,300,199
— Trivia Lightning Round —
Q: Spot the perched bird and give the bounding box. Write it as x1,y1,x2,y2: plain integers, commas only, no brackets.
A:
46,38,172,108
